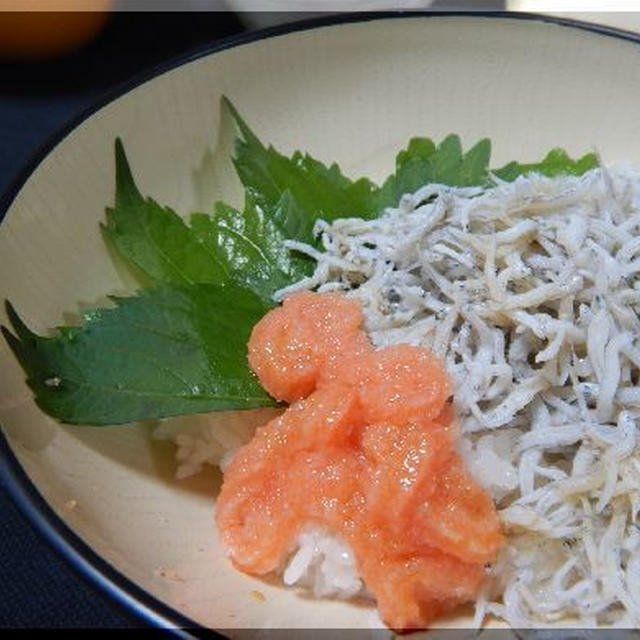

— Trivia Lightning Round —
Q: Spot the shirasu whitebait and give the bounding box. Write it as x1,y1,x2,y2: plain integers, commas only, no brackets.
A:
276,166,640,628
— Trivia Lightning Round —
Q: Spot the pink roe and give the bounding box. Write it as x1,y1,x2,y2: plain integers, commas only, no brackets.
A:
217,291,504,630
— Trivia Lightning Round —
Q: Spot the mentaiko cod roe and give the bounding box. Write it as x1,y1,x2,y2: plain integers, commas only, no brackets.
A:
216,291,504,630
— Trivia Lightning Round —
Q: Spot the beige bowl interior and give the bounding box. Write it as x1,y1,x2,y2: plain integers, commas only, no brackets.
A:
2,14,640,632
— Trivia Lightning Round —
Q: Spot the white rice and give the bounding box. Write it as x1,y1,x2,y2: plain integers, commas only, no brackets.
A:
152,408,281,478
282,528,365,600
157,165,640,628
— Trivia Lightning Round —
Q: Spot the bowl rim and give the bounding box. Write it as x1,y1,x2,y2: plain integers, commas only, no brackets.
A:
2,9,640,632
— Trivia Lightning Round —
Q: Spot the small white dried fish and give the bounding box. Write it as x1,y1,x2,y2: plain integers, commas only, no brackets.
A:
279,165,640,628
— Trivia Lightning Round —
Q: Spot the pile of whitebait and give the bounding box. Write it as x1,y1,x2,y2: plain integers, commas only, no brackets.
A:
276,165,640,627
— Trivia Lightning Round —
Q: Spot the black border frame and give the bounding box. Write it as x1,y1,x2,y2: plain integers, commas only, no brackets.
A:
2,9,640,633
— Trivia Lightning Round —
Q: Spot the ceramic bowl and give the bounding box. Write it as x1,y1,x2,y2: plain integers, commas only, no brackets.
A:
2,12,640,633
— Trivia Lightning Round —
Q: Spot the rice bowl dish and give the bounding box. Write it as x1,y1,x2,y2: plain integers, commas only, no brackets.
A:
2,12,640,632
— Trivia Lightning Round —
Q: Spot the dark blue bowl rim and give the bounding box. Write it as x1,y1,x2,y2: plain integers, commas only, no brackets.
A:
2,9,640,633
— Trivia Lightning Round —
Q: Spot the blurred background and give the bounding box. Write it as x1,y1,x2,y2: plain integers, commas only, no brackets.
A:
0,0,638,629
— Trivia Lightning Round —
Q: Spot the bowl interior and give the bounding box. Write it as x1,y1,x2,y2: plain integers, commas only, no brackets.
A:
2,13,640,631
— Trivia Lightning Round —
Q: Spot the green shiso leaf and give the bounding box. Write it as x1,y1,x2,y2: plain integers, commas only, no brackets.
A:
374,136,492,210
225,97,379,243
2,100,600,426
2,285,277,425
190,193,312,303
103,139,312,305
493,148,598,182
102,139,231,287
